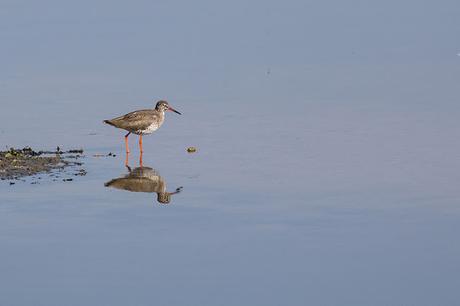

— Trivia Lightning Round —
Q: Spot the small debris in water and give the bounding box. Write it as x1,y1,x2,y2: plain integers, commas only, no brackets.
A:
68,149,84,154
93,152,116,157
187,147,197,153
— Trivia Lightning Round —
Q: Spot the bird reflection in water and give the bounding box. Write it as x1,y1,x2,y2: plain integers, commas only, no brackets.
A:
105,159,182,204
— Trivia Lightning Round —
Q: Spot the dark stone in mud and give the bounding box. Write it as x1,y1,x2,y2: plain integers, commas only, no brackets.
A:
0,147,85,181
74,169,87,176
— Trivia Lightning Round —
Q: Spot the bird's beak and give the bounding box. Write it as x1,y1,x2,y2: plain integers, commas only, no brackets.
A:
168,107,181,115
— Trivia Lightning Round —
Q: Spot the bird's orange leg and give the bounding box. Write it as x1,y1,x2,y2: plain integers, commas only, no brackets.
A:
139,151,143,168
124,132,131,154
125,151,129,167
139,134,143,153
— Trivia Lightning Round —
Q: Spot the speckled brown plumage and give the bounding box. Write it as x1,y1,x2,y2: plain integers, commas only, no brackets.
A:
104,109,164,135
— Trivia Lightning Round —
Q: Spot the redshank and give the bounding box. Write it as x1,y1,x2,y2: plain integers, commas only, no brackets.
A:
104,100,181,154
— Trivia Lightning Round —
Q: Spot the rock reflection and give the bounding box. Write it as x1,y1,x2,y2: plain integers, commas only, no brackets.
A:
105,164,182,204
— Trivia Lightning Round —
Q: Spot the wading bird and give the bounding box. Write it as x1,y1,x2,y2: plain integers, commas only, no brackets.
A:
104,100,181,154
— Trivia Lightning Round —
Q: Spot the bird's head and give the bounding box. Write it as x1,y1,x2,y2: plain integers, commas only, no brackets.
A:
155,100,181,115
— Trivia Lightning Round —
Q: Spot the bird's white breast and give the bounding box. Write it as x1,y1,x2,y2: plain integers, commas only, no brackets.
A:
137,121,160,135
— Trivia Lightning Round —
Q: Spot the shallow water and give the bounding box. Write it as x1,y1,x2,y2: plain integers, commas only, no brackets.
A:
2,100,460,305
1,1,460,305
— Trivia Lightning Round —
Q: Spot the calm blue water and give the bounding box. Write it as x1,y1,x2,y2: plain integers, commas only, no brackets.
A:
1,1,460,305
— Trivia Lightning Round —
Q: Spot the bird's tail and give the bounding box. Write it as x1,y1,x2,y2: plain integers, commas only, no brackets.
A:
103,119,116,127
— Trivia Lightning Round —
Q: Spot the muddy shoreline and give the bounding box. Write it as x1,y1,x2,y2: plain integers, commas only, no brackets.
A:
0,147,85,183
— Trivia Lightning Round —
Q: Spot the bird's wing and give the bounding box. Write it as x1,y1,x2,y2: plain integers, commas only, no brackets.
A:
109,109,156,131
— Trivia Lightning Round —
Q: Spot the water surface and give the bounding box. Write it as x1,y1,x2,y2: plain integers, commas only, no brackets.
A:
1,1,460,305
